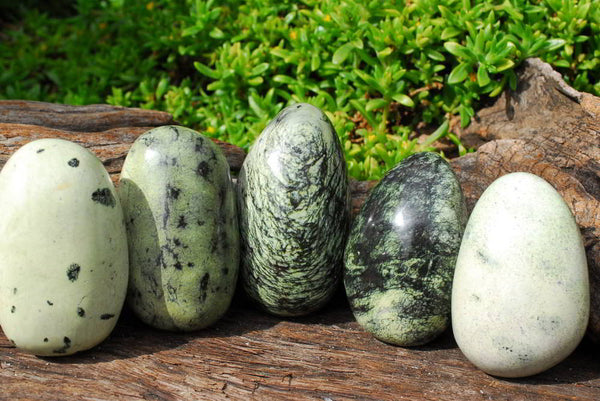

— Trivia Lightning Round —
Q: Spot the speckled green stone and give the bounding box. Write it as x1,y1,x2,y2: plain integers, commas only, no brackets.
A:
118,126,239,331
237,103,350,317
344,152,467,346
0,139,128,356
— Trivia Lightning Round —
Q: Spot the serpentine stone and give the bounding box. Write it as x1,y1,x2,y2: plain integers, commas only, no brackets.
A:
237,103,350,316
344,152,466,346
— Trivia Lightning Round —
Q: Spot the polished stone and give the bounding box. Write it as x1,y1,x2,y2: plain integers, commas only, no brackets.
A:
452,172,589,378
0,139,128,356
237,103,350,316
119,126,239,331
344,152,466,346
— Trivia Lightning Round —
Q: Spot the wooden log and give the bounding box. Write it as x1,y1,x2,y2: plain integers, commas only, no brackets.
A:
1,75,600,400
0,100,175,132
0,122,247,182
1,297,599,401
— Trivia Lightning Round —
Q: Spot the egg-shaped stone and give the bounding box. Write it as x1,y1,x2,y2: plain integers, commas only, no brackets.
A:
118,126,239,331
237,103,350,316
452,172,589,378
344,152,467,346
0,139,128,356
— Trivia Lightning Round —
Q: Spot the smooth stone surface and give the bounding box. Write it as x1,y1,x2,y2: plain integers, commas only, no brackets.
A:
344,152,467,346
237,103,350,317
452,172,589,378
119,126,239,331
0,138,128,356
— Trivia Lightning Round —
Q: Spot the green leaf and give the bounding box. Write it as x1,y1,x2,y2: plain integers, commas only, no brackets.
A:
366,98,388,111
494,58,514,72
444,42,474,60
448,62,470,84
392,93,415,108
272,75,295,84
250,63,269,76
248,76,263,86
425,49,445,62
421,120,449,147
193,62,220,79
554,59,570,68
155,78,169,99
545,39,566,52
209,27,225,39
377,47,394,58
441,27,462,40
332,43,356,65
310,52,321,71
477,65,490,87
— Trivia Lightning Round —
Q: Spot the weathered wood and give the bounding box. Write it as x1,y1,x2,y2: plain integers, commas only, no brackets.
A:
1,296,599,401
449,58,600,342
0,81,599,400
0,123,247,181
0,100,175,132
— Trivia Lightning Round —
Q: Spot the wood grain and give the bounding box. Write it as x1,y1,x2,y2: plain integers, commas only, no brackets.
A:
1,61,600,400
1,295,599,401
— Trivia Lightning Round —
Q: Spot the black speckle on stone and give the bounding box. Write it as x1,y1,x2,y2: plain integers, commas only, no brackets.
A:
199,273,210,303
194,136,205,152
77,307,85,317
188,262,195,268
10,305,15,313
43,338,48,343
67,263,81,282
53,336,71,354
297,104,302,108
222,267,229,276
12,288,17,295
174,261,183,270
197,220,205,226
166,184,181,200
47,300,54,306
173,238,182,247
100,313,115,320
177,215,187,229
68,158,79,167
196,160,211,177
91,188,116,208
37,148,45,153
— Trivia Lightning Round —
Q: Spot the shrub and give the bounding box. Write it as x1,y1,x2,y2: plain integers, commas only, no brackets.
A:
1,0,598,180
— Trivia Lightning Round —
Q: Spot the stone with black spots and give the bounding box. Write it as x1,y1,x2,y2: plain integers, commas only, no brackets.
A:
119,126,239,331
0,138,128,356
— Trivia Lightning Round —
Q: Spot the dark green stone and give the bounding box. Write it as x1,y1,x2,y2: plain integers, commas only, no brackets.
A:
344,152,466,345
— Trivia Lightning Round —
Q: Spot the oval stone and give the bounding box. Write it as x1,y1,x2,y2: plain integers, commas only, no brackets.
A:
119,126,239,331
452,172,589,378
237,103,350,316
344,152,466,346
0,138,128,356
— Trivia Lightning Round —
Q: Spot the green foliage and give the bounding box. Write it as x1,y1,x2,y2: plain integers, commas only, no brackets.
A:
1,0,598,180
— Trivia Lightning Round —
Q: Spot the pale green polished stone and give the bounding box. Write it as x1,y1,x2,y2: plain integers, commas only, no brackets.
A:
119,126,239,331
452,172,589,378
0,139,128,356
